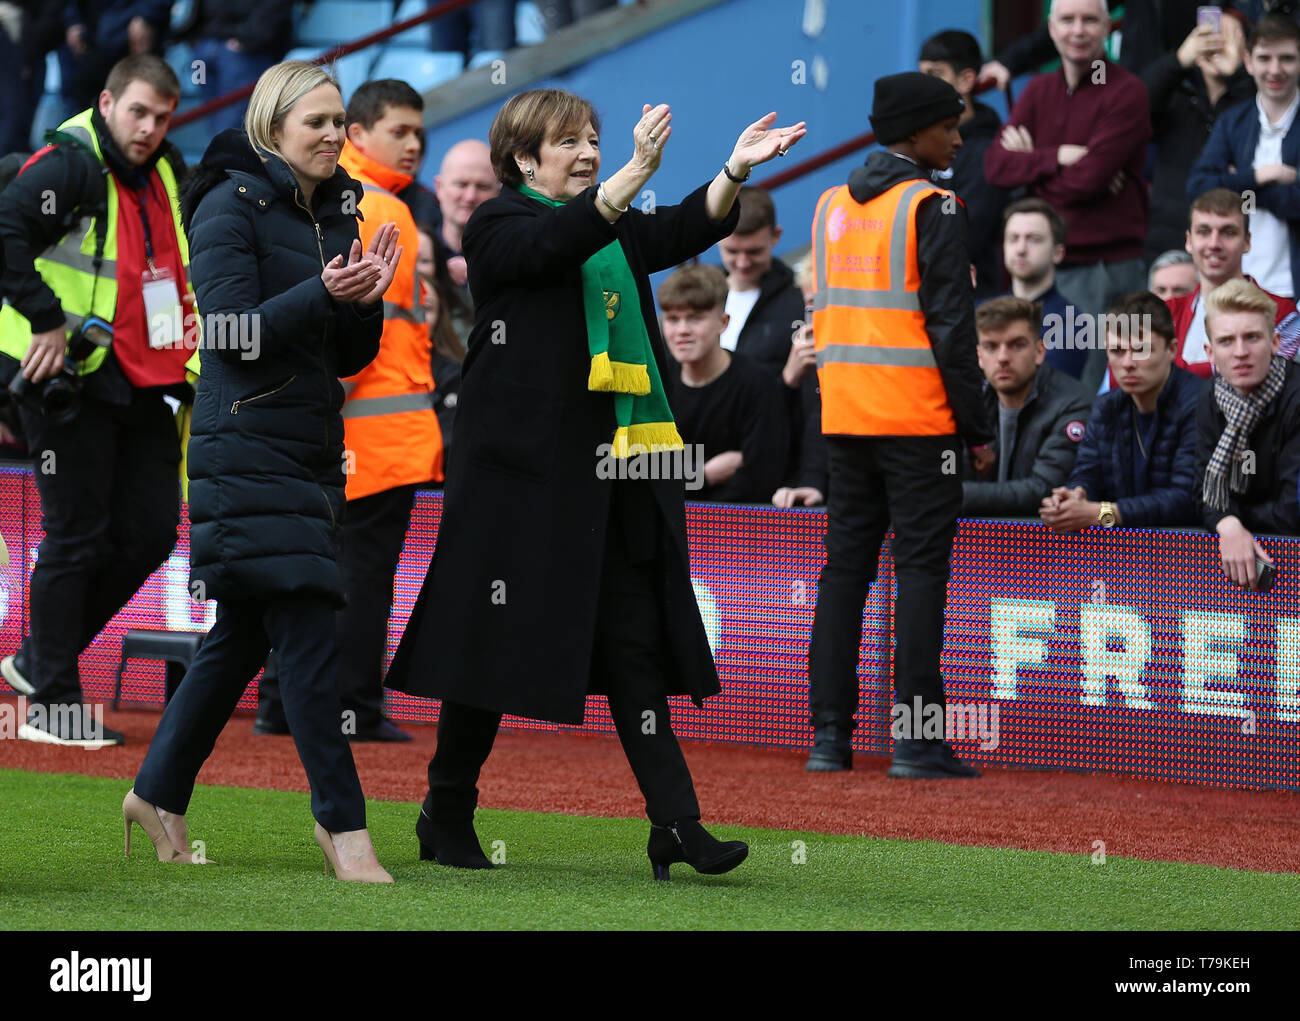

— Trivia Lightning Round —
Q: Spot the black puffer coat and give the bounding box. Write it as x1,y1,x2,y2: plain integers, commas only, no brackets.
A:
182,130,381,607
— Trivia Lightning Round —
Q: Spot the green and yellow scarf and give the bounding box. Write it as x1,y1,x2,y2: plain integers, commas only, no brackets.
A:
520,184,683,457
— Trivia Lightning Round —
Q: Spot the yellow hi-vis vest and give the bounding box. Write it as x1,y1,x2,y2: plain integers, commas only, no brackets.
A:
810,178,958,436
0,109,191,376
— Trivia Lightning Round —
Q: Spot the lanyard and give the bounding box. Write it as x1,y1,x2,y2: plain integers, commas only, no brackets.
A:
134,177,157,270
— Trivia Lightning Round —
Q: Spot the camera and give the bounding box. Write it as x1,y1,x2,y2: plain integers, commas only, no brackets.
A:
5,316,112,427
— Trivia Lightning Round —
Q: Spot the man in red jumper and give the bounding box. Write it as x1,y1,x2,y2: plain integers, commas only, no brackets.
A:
1169,187,1299,376
984,0,1151,393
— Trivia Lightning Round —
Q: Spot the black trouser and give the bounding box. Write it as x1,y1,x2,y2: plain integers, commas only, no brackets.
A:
135,596,367,831
426,482,701,826
808,435,962,735
18,391,180,707
259,484,416,732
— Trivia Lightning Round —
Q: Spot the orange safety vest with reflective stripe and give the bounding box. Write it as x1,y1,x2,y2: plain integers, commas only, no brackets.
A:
337,143,443,500
810,178,958,436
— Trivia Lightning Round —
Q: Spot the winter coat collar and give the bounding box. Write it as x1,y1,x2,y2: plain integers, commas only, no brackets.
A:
180,128,365,229
847,149,931,204
338,141,413,195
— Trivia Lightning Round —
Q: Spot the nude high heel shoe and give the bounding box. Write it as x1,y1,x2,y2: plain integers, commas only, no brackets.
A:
123,790,208,864
313,823,394,883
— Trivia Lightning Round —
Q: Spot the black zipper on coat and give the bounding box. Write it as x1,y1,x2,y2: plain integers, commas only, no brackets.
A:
230,374,296,414
295,189,327,267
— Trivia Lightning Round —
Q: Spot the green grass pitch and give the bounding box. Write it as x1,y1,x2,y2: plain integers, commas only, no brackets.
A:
2,769,1297,930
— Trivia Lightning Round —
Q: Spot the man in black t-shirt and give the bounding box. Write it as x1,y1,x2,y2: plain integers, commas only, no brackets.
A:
659,265,788,503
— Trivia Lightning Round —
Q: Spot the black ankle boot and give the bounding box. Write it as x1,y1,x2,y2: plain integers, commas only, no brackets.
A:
415,794,494,869
647,819,748,881
805,723,852,771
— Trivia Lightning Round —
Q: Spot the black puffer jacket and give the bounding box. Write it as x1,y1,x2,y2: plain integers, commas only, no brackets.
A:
182,130,381,607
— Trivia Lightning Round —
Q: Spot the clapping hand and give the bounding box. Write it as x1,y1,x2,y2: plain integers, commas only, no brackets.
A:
321,222,401,306
631,103,672,175
728,112,808,176
357,222,402,307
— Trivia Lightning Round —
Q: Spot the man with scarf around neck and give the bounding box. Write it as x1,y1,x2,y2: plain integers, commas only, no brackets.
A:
385,88,805,878
1196,278,1300,589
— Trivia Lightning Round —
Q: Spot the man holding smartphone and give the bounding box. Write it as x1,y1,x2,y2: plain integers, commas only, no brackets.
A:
1197,278,1300,588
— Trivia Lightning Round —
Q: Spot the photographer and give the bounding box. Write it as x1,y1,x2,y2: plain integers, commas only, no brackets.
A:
0,55,194,746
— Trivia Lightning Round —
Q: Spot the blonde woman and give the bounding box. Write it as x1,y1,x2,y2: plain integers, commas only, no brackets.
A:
125,62,398,882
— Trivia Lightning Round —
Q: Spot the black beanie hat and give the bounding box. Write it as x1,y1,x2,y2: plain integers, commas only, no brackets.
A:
869,72,965,145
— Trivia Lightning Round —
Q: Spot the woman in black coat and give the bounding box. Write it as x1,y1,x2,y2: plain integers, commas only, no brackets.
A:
387,89,804,878
124,62,400,882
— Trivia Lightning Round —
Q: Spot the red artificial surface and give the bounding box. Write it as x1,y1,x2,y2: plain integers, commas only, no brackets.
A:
1,695,1296,874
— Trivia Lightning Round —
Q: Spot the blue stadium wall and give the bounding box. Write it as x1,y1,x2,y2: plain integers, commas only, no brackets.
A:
414,0,992,267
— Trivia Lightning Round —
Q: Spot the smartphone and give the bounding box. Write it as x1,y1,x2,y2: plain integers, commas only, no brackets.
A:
1198,6,1222,32
1256,557,1277,592
804,304,815,340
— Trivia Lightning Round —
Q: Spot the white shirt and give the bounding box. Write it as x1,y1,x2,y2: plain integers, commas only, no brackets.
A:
1182,292,1210,366
1242,92,1300,297
720,288,760,351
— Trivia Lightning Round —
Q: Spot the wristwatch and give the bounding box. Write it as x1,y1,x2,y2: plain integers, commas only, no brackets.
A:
1097,501,1118,528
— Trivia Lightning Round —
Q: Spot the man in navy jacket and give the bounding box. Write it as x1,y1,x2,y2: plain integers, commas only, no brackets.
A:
1187,14,1300,299
1040,292,1204,530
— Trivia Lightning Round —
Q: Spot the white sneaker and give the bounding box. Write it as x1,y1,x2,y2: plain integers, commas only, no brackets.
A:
1,654,34,696
18,704,124,748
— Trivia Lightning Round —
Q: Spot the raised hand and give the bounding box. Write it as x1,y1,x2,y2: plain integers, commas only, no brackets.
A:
728,112,807,175
322,237,382,305
631,103,672,176
357,222,402,307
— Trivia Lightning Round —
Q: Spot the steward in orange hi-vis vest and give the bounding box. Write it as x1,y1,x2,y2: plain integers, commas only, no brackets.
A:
811,178,959,436
806,71,993,781
338,142,443,499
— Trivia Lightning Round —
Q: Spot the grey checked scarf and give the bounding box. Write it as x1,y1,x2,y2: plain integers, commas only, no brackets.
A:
1203,355,1288,511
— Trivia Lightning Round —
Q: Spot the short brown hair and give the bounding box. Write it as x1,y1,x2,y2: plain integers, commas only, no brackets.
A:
1106,291,1176,346
734,186,777,235
1189,187,1250,234
1002,197,1066,248
975,296,1041,336
488,89,601,188
1248,13,1300,53
657,264,728,312
105,55,181,102
1203,278,1277,327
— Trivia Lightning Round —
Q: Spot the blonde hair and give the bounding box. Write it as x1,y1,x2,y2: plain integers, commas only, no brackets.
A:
1203,278,1277,329
245,61,341,160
